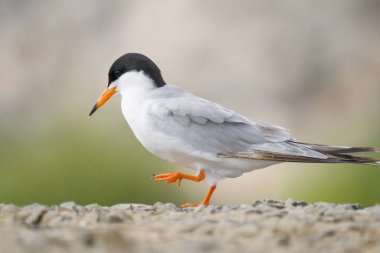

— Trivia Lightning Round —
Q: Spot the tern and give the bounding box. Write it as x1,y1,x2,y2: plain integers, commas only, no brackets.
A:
89,53,379,207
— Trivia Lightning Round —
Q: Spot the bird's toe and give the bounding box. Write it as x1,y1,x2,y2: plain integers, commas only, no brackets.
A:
152,172,180,184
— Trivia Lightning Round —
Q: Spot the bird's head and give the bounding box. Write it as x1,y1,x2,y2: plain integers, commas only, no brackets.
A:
89,53,165,116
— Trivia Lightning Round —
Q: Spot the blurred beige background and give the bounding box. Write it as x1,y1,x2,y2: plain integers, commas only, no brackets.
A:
0,0,379,206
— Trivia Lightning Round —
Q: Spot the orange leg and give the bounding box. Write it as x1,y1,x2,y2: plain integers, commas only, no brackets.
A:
181,185,217,208
153,170,205,186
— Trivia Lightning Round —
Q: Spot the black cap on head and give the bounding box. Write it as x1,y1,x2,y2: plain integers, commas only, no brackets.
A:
108,53,166,87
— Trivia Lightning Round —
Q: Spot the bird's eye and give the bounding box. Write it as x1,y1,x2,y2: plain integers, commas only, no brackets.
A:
114,71,121,78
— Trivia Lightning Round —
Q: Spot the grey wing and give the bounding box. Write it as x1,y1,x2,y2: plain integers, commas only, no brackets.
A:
148,88,379,164
148,91,294,154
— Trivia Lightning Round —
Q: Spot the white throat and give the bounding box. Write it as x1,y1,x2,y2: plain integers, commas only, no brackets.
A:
114,71,157,127
115,71,156,98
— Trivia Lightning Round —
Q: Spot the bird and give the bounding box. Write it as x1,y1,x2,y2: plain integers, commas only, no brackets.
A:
89,53,379,207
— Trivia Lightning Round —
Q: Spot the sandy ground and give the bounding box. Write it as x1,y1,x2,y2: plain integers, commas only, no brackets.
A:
1,199,380,253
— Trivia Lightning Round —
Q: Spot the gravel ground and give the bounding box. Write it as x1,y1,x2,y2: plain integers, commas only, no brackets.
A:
1,199,380,253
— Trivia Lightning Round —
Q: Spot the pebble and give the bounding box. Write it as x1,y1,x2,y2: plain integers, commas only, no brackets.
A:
0,199,379,253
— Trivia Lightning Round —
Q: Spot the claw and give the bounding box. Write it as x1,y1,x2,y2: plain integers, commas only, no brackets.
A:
152,171,205,185
152,172,180,184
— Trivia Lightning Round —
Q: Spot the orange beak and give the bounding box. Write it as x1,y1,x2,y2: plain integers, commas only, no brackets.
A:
89,87,116,116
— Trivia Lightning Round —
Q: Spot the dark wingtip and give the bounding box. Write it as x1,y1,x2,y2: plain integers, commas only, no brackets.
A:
88,104,98,117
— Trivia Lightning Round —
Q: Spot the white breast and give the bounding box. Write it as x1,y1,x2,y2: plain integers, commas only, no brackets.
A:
117,72,199,168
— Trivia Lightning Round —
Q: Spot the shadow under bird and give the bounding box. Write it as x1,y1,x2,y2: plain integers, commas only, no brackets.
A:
89,53,380,207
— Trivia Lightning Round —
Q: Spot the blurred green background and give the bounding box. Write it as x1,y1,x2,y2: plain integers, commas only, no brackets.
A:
0,0,379,206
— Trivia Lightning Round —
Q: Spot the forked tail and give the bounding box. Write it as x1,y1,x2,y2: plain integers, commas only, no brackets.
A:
219,141,380,165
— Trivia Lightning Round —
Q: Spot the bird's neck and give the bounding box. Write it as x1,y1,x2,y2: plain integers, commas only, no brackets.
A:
117,71,156,98
118,71,157,124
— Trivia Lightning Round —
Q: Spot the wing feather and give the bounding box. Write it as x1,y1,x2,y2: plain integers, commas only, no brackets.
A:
148,86,292,154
